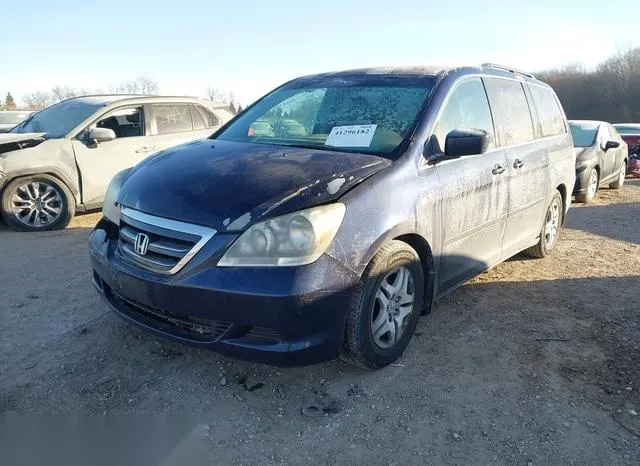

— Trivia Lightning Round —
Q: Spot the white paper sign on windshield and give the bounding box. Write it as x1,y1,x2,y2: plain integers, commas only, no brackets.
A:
325,124,377,148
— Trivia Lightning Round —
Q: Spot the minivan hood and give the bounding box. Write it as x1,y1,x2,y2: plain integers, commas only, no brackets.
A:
0,132,47,154
118,139,391,231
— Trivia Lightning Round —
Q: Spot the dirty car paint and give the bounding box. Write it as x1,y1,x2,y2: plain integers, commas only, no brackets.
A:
118,139,391,231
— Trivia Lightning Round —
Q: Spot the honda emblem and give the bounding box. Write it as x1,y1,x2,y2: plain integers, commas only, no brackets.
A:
134,233,149,255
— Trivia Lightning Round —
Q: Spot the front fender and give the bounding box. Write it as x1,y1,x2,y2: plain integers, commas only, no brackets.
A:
0,140,80,203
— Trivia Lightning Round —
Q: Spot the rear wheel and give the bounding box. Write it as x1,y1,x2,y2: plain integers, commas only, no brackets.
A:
341,240,425,369
1,174,75,232
524,191,563,259
609,161,626,189
576,168,598,203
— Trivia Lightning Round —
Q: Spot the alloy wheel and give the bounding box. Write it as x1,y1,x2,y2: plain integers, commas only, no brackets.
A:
543,199,560,247
370,266,415,349
10,181,63,228
587,170,598,200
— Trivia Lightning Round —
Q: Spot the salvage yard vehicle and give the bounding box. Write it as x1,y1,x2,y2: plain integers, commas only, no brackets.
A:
90,64,575,369
0,111,32,133
613,124,640,177
569,120,628,202
0,96,233,231
613,123,640,149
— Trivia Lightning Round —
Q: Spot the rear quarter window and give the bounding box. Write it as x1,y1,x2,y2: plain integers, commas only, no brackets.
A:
528,85,566,137
197,105,221,128
483,78,535,147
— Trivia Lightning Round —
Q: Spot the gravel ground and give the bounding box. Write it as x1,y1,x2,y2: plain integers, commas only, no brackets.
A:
1,180,639,465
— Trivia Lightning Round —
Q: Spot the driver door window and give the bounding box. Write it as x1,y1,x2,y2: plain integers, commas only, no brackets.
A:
94,107,144,138
431,78,496,155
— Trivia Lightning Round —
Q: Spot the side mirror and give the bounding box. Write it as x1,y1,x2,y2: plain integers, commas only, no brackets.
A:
603,140,620,152
89,127,116,143
444,128,489,158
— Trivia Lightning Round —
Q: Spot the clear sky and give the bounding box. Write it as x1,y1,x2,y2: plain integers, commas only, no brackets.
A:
2,0,638,105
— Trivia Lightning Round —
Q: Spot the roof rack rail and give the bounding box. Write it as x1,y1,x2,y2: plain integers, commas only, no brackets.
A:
481,63,535,79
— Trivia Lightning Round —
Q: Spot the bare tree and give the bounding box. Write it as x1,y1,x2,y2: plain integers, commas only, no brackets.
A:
111,76,159,95
23,92,54,110
537,46,640,123
51,85,80,102
206,86,227,102
206,87,240,113
136,76,159,95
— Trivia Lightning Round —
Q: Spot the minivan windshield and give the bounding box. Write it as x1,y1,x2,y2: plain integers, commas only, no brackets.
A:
214,75,435,157
569,122,598,147
11,100,104,138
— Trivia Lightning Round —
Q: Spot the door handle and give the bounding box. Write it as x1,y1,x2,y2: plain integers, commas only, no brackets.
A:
513,159,524,169
135,146,152,154
492,164,506,175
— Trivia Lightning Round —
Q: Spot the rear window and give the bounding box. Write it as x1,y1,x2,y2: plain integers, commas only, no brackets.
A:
483,78,534,146
528,85,566,137
197,105,220,128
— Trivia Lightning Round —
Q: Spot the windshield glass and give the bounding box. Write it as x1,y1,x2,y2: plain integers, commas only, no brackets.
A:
613,125,640,135
11,100,104,138
0,112,31,125
214,75,435,157
569,122,598,147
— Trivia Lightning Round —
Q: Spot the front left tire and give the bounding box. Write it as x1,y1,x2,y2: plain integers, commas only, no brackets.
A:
341,240,425,369
609,161,626,189
1,174,75,232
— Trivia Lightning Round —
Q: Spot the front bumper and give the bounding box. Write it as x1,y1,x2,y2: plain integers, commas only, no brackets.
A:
88,220,360,366
627,160,640,178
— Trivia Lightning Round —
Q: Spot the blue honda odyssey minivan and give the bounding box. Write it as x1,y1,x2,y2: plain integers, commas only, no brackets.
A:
89,64,575,369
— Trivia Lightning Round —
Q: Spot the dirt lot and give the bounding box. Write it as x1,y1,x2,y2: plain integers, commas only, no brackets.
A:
1,181,639,465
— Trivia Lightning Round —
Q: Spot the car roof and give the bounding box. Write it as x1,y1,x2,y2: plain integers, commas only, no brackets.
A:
293,63,546,87
613,123,640,127
63,94,220,106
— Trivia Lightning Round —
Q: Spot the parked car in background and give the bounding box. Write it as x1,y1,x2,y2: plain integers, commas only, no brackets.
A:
90,64,575,369
613,124,640,176
628,144,640,178
0,111,32,132
0,95,233,231
569,120,628,202
613,123,640,148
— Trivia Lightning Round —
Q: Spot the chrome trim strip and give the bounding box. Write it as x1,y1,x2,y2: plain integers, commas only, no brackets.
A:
120,207,216,275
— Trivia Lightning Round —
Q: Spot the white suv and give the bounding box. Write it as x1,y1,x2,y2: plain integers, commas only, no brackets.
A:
0,95,233,231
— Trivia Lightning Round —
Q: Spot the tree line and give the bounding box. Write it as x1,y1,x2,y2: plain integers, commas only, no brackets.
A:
3,47,638,122
537,47,640,123
1,76,242,113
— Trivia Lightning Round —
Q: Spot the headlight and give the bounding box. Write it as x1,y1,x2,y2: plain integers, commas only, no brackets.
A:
218,203,346,267
102,169,130,224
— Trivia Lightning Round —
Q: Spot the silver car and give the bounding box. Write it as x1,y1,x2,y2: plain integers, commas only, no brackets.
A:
0,111,33,133
0,95,233,231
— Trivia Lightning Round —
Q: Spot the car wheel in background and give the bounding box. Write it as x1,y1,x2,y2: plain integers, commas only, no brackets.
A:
576,168,599,203
609,161,626,189
1,174,75,232
524,190,563,259
342,240,425,369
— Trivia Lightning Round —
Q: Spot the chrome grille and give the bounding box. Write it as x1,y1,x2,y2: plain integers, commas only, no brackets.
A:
117,208,216,274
